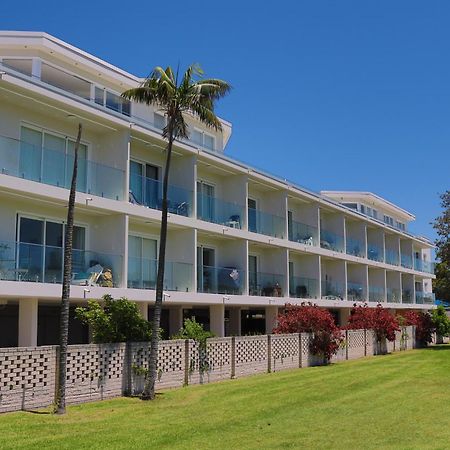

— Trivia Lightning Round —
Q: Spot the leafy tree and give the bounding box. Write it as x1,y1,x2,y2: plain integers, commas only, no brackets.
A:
433,191,450,302
75,295,151,343
347,304,399,353
122,65,230,400
172,318,214,344
274,303,342,362
403,310,435,346
56,123,82,415
431,305,450,337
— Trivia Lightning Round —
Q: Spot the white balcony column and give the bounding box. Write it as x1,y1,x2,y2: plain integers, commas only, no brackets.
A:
210,304,225,337
31,58,42,79
137,302,148,321
169,306,184,336
228,307,241,336
18,298,38,347
265,305,279,334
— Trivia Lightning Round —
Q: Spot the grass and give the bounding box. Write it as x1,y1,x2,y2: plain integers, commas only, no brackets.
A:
1,346,449,449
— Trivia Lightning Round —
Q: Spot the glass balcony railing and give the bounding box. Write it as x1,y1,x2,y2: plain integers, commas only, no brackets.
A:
413,258,435,274
415,291,435,305
320,229,344,253
197,193,244,228
249,271,285,297
347,282,365,301
367,244,384,262
0,241,122,287
197,265,245,295
368,286,385,303
346,237,365,257
0,135,125,201
385,249,399,266
402,289,413,304
289,275,319,299
288,221,318,246
387,288,401,303
127,257,193,292
401,254,413,269
248,208,285,238
129,172,192,217
321,280,345,300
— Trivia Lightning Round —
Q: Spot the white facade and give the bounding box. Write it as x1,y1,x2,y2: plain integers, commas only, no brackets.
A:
0,32,435,347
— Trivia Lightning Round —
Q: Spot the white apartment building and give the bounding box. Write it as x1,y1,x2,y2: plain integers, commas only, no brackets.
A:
0,32,435,348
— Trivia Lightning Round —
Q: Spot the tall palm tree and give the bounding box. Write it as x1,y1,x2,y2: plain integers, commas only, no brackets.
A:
122,65,230,400
55,123,82,414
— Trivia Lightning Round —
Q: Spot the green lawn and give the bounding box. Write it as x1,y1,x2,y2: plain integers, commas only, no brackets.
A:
1,346,449,450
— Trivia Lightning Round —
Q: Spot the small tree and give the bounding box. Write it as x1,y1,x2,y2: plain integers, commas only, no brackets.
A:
347,304,399,354
403,310,435,347
431,305,450,338
274,303,342,362
75,295,152,343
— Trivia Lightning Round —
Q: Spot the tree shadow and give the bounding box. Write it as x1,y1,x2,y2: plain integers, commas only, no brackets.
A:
423,344,450,351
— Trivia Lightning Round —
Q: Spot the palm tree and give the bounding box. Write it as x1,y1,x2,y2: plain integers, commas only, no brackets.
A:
122,65,230,400
55,123,82,414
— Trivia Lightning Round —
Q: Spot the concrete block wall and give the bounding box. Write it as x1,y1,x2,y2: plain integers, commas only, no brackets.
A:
0,326,428,414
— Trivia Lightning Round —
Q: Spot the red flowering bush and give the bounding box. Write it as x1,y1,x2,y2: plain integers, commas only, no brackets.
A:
347,304,400,346
403,310,435,346
274,303,342,362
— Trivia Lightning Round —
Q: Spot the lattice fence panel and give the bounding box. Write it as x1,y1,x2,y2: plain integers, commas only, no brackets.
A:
235,336,268,377
271,334,300,371
0,346,56,413
331,331,347,363
347,330,366,360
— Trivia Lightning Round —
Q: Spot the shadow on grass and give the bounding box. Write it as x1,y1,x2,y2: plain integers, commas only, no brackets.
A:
422,344,450,351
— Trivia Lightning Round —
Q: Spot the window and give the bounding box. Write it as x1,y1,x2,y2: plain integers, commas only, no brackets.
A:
197,181,215,222
94,87,131,116
383,215,394,226
360,205,366,214
191,129,215,150
396,221,405,231
20,126,88,191
248,198,257,232
2,58,32,76
128,235,158,289
17,216,85,283
129,160,160,207
342,203,358,210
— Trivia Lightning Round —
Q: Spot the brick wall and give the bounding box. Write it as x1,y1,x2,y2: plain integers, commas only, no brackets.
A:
0,326,429,414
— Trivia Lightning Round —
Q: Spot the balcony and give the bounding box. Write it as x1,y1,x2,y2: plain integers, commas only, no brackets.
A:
368,286,384,303
320,229,344,253
129,173,192,217
367,244,384,263
415,291,435,305
197,193,244,228
347,282,365,301
0,135,125,201
128,257,193,292
413,258,435,274
321,280,345,300
401,254,413,269
0,241,122,287
249,271,285,297
288,220,318,246
197,265,245,295
289,276,319,299
387,288,401,303
346,238,365,258
248,208,285,238
402,289,413,304
385,249,399,266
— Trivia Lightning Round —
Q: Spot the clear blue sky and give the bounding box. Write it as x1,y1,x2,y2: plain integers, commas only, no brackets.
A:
3,1,449,240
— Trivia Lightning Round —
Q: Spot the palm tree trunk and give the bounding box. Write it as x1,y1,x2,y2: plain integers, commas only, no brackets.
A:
55,123,82,414
141,127,174,400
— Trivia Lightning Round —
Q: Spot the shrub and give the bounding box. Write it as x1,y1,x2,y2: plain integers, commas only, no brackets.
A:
431,305,450,337
347,304,400,345
75,295,151,343
404,310,435,346
274,303,342,362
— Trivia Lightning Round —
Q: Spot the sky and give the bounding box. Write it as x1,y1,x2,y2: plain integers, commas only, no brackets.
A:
2,0,449,240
